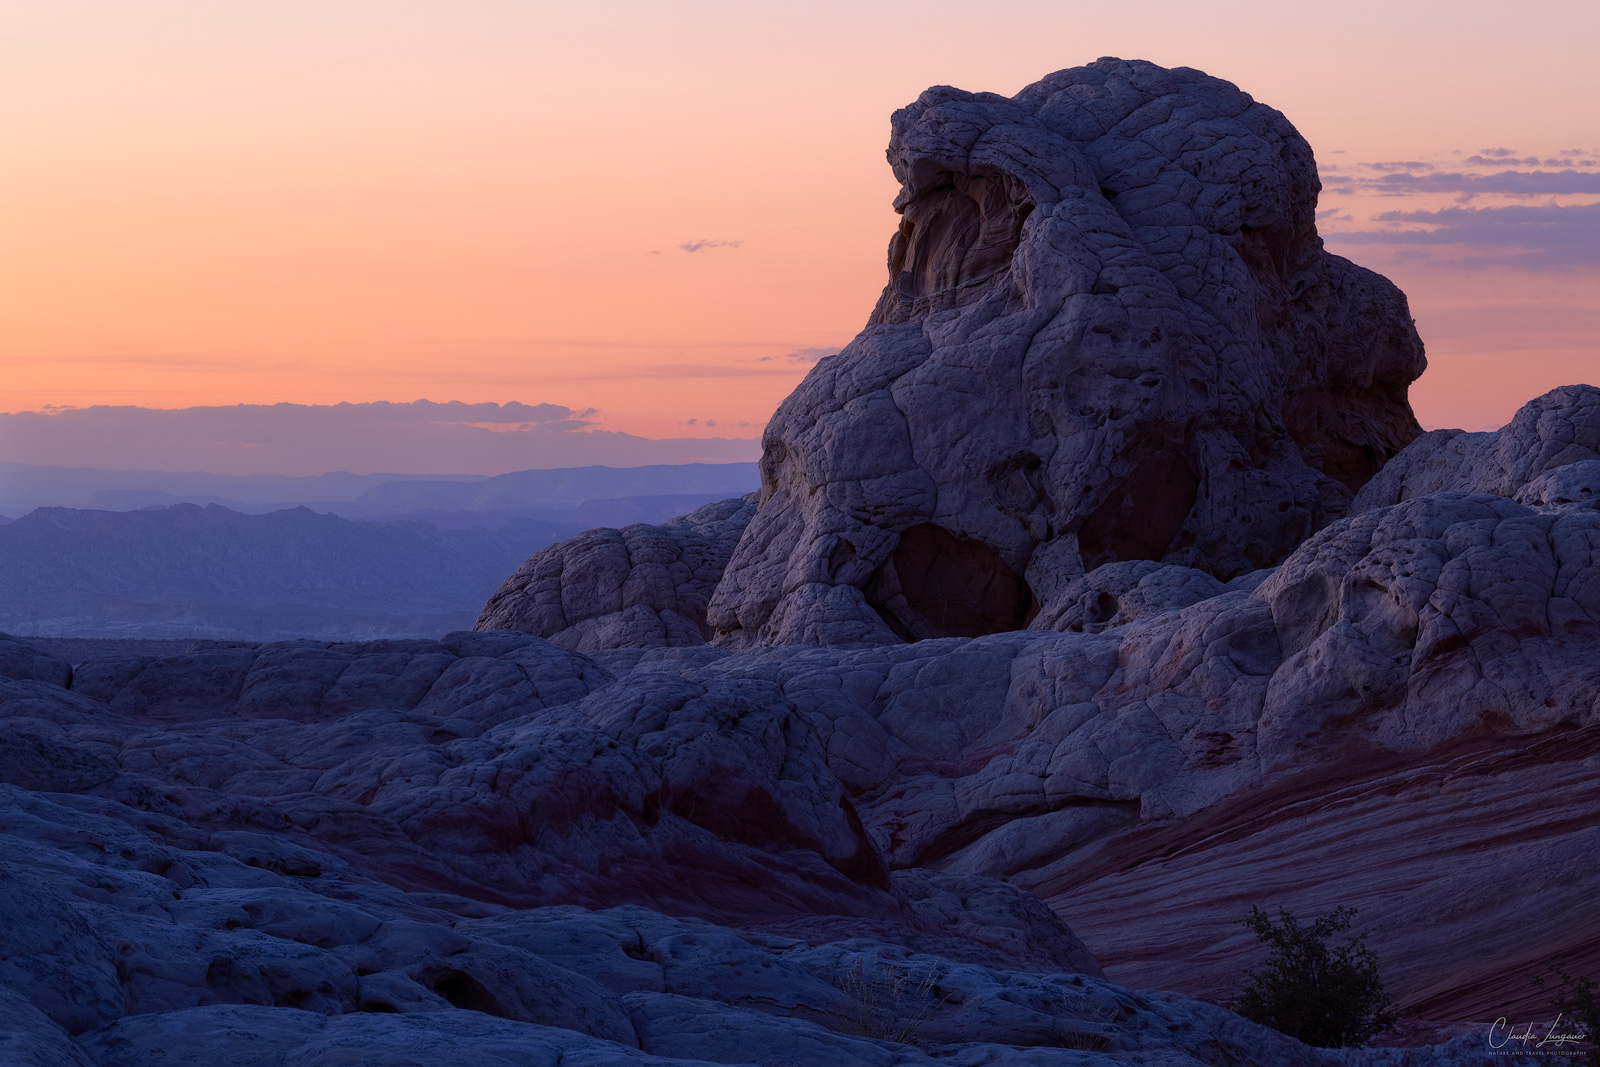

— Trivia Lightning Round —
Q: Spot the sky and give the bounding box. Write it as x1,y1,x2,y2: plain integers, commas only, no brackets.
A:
0,402,758,476
2,0,1597,474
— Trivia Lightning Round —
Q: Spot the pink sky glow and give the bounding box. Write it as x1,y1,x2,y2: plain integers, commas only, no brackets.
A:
3,0,1597,472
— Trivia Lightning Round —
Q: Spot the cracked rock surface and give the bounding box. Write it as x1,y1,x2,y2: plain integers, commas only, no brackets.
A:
1353,384,1600,513
476,495,758,652
702,56,1425,649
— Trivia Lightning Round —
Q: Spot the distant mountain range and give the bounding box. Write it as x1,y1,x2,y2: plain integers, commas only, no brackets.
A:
0,503,580,640
0,461,760,524
0,463,481,513
0,460,761,639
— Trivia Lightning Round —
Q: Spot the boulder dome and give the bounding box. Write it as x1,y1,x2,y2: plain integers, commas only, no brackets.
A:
705,57,1425,647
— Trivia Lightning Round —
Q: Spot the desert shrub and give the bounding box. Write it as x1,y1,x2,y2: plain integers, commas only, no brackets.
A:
1054,996,1118,1051
1532,963,1599,1065
836,958,963,1047
1232,905,1396,1047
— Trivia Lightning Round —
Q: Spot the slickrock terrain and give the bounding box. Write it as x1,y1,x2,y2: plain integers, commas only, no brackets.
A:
474,383,1600,1032
0,624,1499,1065
4,58,1593,1066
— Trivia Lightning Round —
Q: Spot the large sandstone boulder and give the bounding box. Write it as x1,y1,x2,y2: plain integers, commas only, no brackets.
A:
476,495,757,652
1353,383,1600,513
706,57,1424,648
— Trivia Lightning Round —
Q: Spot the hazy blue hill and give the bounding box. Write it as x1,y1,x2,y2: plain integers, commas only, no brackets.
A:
0,460,762,637
354,462,760,512
0,461,484,512
0,460,760,523
0,457,761,515
0,503,585,640
11,636,198,665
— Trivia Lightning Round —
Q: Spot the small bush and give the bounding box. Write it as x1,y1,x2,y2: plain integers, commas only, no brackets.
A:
1532,963,1599,1065
1232,905,1396,1047
837,958,960,1046
1054,997,1118,1051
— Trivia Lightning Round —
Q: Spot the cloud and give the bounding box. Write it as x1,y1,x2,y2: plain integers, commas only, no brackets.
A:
677,239,743,253
1318,145,1600,271
0,401,760,476
784,347,839,364
1462,155,1569,167
753,346,842,365
1363,168,1600,196
609,362,798,379
1326,201,1600,269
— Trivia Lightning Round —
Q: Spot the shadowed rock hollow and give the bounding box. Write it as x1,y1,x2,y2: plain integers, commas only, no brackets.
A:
702,57,1425,647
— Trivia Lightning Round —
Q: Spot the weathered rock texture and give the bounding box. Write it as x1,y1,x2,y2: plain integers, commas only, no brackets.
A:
0,612,1506,1065
702,56,1424,648
1353,384,1600,513
476,495,758,652
10,424,1595,1061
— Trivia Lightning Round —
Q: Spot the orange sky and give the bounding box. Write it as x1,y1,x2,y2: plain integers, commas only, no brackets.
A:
3,0,1598,442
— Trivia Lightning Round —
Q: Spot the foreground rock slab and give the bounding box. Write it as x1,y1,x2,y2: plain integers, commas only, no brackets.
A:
0,771,1489,1066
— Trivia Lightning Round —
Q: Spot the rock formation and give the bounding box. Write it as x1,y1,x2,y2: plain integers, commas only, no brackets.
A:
1352,383,1600,513
475,399,1600,1045
703,56,1425,648
6,58,1595,1066
476,495,758,651
0,602,1517,1064
482,58,1428,653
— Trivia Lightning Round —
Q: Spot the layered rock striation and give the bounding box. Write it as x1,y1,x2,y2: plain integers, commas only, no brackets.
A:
0,589,1534,1064
479,384,1600,1036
